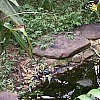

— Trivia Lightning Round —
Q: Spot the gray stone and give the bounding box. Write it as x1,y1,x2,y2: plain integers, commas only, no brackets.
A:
74,23,100,40
33,35,90,59
0,91,18,100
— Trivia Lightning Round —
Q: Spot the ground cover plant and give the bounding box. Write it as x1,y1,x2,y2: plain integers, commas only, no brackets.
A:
75,88,100,100
19,0,99,44
0,0,100,99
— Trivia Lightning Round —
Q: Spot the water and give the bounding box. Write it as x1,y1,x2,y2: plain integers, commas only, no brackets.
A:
39,61,99,100
24,61,100,100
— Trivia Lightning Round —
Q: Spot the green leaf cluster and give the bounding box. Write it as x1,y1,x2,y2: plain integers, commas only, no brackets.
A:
0,0,32,57
75,88,100,100
20,0,100,47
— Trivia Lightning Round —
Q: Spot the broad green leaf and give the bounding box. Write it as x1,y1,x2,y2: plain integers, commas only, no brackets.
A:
0,0,23,25
98,87,100,90
87,89,100,99
26,35,33,58
4,22,32,57
5,31,11,45
9,0,19,7
13,24,33,58
76,94,93,100
13,31,26,49
4,22,26,49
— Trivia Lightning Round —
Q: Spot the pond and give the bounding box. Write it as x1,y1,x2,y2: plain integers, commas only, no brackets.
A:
24,60,100,100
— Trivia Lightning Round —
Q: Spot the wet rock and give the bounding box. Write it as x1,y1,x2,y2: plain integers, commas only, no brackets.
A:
33,35,90,59
0,91,18,100
75,23,100,40
77,79,93,87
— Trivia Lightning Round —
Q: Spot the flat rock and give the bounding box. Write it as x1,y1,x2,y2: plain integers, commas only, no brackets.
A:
0,91,18,100
33,35,90,59
74,23,100,40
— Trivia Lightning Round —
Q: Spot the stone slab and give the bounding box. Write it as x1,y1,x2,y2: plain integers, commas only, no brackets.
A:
33,35,90,59
74,23,100,40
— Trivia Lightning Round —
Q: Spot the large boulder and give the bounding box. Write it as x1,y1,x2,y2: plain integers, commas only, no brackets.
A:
33,35,90,59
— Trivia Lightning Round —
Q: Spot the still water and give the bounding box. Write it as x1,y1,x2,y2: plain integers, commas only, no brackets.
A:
39,61,99,100
24,60,100,100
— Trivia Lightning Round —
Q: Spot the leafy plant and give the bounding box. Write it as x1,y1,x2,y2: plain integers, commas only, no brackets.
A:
38,0,54,10
0,55,14,91
4,22,26,50
0,0,32,57
75,88,100,100
19,0,100,48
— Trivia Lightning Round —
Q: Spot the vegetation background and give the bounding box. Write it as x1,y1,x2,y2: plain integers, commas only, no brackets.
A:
0,0,100,99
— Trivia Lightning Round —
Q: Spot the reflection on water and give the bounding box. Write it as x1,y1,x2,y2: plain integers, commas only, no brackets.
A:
40,61,99,99
94,61,100,86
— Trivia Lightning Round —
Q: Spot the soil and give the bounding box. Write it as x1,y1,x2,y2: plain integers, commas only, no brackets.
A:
6,44,55,93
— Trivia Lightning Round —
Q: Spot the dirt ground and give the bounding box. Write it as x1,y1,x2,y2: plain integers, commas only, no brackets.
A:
5,44,56,94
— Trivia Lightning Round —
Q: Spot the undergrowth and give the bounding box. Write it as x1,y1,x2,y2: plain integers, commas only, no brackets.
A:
0,51,14,91
19,0,100,48
1,0,100,99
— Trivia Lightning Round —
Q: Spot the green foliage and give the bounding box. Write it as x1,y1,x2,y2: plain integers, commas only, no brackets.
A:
0,20,3,44
0,0,32,57
97,2,100,13
0,54,14,91
4,22,26,49
39,0,54,10
88,89,100,99
20,0,100,47
75,88,100,100
0,0,100,98
76,95,93,100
